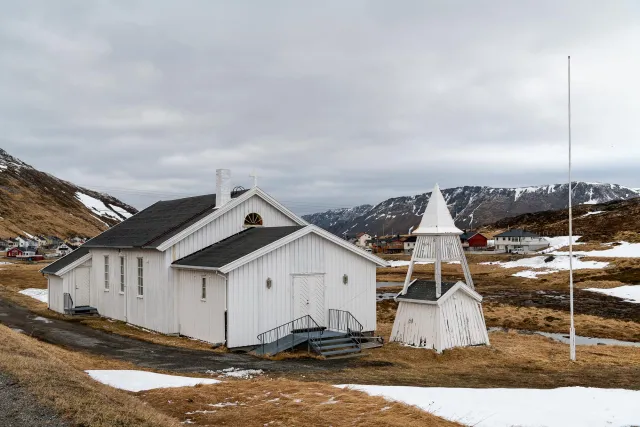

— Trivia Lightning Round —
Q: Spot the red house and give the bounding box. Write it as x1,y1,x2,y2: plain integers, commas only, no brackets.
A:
460,231,488,251
6,247,23,257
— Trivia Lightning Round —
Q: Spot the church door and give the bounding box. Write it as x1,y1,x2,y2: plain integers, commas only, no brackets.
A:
292,275,325,326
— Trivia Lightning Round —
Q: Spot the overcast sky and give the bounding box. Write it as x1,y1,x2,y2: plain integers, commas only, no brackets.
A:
1,1,639,214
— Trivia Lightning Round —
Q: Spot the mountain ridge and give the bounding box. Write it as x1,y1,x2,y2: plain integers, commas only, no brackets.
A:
302,182,640,236
0,148,137,239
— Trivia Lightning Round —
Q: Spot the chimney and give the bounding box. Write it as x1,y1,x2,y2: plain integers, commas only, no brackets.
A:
215,169,231,208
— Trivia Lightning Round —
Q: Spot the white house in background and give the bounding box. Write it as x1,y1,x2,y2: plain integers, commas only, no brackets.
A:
355,232,372,248
391,184,489,352
403,235,417,254
16,236,38,248
56,244,73,257
41,169,387,350
494,229,550,253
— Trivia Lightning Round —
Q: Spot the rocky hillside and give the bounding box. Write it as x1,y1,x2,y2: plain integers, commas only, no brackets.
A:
0,148,137,239
303,183,639,236
483,197,640,243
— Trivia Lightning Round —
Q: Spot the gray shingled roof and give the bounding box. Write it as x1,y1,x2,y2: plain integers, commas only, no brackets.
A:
396,280,458,302
494,229,541,238
41,247,90,275
173,226,305,269
83,191,248,249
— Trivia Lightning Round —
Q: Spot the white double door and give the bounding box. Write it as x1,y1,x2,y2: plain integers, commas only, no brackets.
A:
292,274,325,326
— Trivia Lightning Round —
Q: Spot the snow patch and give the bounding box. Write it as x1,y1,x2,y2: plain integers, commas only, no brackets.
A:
19,288,48,303
579,210,605,218
338,385,640,427
540,236,582,254
554,241,640,258
33,316,53,323
512,270,559,279
207,367,264,379
85,370,220,392
584,285,640,304
481,256,608,273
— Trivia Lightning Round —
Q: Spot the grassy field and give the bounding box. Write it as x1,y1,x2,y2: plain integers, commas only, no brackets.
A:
0,325,456,427
0,324,181,427
288,319,640,390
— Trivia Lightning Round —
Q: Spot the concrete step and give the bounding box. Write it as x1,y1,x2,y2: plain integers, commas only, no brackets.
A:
314,342,358,351
315,337,353,345
320,347,361,357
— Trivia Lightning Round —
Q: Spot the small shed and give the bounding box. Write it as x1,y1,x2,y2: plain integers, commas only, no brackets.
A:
391,183,489,352
460,231,488,251
6,247,23,257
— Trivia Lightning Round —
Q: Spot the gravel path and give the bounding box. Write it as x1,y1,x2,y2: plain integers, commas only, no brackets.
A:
0,372,69,427
0,297,368,374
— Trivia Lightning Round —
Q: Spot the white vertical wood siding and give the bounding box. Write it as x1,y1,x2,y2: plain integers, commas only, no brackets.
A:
47,276,64,313
176,270,226,344
391,291,489,352
169,195,299,261
89,248,176,334
390,302,439,350
440,293,489,349
226,232,377,348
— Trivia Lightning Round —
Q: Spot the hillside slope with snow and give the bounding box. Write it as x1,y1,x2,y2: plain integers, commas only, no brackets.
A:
303,182,639,236
0,148,137,238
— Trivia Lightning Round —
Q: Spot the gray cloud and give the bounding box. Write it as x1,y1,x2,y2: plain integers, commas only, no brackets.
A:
1,0,639,214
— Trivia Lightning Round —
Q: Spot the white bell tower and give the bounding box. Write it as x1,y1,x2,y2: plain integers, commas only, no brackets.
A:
400,183,474,297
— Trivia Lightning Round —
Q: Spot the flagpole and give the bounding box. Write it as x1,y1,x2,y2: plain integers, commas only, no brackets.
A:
568,55,576,361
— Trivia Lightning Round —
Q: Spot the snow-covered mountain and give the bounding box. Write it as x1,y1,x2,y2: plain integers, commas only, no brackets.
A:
0,148,137,238
302,182,640,236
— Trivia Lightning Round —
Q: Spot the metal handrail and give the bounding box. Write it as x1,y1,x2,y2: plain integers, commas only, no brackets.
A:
327,309,364,348
63,293,73,314
256,315,323,356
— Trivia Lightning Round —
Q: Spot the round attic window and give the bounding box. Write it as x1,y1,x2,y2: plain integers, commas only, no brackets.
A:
244,213,263,227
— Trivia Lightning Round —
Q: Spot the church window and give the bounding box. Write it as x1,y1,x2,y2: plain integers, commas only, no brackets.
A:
244,213,263,227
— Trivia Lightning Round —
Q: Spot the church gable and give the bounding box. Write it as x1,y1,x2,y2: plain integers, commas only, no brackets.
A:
165,191,305,261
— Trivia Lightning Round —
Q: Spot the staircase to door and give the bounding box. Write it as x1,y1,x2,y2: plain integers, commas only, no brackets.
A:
255,309,369,359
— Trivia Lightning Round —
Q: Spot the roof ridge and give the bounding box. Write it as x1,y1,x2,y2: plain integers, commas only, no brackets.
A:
142,199,217,247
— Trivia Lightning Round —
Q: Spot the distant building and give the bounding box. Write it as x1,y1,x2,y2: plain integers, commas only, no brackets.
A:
355,232,371,248
6,247,23,257
56,244,73,257
404,235,417,254
494,229,549,253
460,231,488,251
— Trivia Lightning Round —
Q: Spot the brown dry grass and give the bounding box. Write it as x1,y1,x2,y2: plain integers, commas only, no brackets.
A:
297,320,640,389
484,304,640,341
0,262,223,352
138,377,459,427
0,325,181,427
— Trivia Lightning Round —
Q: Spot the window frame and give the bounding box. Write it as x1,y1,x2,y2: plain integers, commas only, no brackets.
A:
201,277,207,301
104,255,110,291
119,256,125,294
243,212,264,227
137,257,144,297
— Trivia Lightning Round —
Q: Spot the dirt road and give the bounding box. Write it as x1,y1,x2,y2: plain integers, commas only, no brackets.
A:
0,297,359,374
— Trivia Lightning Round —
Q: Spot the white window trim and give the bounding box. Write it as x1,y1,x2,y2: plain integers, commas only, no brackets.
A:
104,255,110,291
201,276,207,301
119,256,125,294
137,257,144,297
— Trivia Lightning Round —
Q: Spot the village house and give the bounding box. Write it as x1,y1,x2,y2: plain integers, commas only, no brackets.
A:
41,170,387,354
403,235,417,254
460,231,488,251
494,229,550,253
16,236,38,248
6,247,23,257
56,243,73,257
355,232,371,248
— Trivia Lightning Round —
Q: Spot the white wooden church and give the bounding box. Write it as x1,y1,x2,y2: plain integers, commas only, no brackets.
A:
391,184,490,352
42,170,387,350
